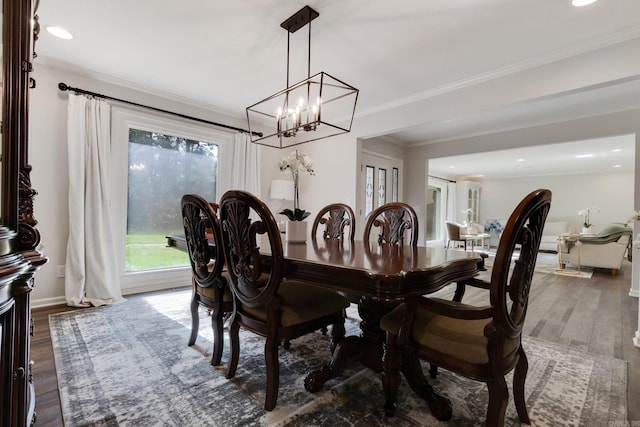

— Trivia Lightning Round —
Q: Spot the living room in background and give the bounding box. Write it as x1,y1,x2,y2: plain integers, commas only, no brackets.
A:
111,108,233,293
426,182,444,244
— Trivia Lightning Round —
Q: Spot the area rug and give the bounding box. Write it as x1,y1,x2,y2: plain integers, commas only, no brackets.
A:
50,289,628,426
551,268,594,279
483,251,594,278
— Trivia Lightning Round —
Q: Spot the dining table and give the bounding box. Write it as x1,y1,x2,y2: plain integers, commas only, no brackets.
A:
166,234,482,420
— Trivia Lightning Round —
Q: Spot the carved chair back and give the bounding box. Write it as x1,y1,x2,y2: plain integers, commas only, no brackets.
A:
491,189,551,337
181,194,225,288
363,202,419,246
219,190,284,308
312,203,356,241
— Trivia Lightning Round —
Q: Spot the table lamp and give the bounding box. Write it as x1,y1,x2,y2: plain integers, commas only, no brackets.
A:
270,179,294,231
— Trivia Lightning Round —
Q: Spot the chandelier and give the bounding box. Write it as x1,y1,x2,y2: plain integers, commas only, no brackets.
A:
246,5,359,149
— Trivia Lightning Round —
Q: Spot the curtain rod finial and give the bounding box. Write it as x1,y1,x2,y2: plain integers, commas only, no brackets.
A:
58,82,69,91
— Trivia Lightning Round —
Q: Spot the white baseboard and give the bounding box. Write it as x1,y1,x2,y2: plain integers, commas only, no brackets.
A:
32,296,67,309
633,331,640,348
629,288,639,298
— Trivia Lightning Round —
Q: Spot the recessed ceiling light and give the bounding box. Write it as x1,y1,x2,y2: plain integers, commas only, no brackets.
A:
572,0,597,6
575,153,594,158
449,166,456,169
612,148,622,152
613,164,622,168
47,26,73,40
516,158,525,162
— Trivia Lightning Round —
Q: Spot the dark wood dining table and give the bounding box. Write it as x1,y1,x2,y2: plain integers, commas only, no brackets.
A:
166,234,482,420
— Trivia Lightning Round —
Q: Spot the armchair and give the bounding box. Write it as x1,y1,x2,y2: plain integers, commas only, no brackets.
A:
558,223,632,276
445,221,490,251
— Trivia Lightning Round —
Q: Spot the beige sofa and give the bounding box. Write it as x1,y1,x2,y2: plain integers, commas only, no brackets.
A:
558,223,632,275
540,221,570,252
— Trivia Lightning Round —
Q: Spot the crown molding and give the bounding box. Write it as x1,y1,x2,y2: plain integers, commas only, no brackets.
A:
357,26,640,119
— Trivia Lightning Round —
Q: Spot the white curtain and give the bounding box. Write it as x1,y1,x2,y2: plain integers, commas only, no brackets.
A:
230,132,260,194
446,181,457,222
65,94,122,307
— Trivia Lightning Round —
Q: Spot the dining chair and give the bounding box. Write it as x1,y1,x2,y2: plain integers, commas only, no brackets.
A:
311,203,356,241
380,189,551,426
312,203,359,311
181,194,232,366
218,190,350,411
363,202,419,246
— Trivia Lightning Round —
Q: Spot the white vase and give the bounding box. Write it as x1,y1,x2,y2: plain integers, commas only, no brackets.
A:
286,221,307,243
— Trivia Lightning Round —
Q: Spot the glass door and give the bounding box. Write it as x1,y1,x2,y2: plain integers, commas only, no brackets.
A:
360,151,402,225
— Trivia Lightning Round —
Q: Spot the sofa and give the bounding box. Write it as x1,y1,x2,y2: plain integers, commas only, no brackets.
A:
539,221,570,252
558,223,632,275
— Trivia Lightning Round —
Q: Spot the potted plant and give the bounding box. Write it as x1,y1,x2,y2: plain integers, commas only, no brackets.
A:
278,150,314,242
578,206,599,234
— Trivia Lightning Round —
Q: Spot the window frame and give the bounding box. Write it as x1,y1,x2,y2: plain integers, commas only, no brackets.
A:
111,107,234,294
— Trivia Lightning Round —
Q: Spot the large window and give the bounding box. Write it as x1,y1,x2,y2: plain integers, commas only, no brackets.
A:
126,128,219,272
112,108,233,292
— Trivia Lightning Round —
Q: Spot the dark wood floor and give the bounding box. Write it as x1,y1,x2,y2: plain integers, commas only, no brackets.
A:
31,260,639,426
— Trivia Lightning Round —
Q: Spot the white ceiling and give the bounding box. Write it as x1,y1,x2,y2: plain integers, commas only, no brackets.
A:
427,134,635,180
35,0,640,176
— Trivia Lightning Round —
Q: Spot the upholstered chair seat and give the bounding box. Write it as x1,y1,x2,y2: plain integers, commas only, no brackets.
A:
242,281,350,327
381,300,520,365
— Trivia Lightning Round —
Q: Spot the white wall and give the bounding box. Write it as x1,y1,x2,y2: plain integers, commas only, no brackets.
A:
479,171,634,233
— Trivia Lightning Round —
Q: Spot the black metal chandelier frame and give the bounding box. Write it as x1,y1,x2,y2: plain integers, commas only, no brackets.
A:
246,5,359,149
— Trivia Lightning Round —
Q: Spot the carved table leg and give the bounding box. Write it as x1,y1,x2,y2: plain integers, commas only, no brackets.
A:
304,336,363,392
401,355,453,421
304,296,387,391
306,296,454,423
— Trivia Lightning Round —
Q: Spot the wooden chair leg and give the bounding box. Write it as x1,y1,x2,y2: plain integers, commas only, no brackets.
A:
210,305,224,366
486,376,509,427
188,286,199,346
382,334,401,417
330,320,346,352
513,347,531,424
264,333,280,411
225,314,240,379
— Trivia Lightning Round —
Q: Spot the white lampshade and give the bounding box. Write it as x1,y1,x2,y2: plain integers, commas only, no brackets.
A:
270,179,294,201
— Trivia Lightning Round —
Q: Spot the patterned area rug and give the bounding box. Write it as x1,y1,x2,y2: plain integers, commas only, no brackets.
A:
50,289,627,426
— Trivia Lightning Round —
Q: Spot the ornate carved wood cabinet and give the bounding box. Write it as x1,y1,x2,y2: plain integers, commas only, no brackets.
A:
1,0,47,425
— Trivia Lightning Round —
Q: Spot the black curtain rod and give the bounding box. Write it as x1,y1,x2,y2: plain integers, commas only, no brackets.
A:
57,82,262,137
428,174,455,183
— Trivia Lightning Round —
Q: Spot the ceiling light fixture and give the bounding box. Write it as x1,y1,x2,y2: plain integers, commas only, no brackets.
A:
246,5,359,149
46,26,73,40
572,0,598,6
575,153,594,158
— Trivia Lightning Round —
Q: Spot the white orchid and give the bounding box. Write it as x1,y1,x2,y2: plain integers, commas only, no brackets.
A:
279,150,315,175
278,150,314,221
578,206,600,228
461,208,474,224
